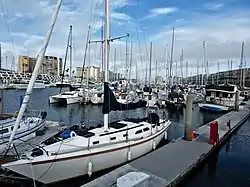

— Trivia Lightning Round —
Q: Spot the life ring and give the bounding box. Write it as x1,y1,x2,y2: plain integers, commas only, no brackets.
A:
70,131,77,138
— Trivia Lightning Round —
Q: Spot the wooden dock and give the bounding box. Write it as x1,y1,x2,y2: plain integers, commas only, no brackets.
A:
82,108,250,187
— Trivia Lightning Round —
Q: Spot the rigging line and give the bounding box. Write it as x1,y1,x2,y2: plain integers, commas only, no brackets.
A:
0,0,16,56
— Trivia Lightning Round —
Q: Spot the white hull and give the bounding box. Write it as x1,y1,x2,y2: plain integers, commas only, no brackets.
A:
0,117,46,154
3,120,171,184
49,95,82,105
90,94,104,104
49,89,84,105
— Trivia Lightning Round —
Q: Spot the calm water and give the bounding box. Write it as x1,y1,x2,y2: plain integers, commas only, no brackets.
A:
2,88,249,187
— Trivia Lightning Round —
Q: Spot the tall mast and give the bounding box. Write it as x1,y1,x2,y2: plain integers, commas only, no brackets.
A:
169,27,175,85
217,62,219,84
69,25,73,78
175,61,177,83
203,41,208,85
196,60,199,85
125,36,128,78
180,49,183,85
149,42,152,84
186,61,188,84
128,42,132,82
155,60,158,84
103,0,110,131
7,0,62,150
80,26,91,84
240,41,244,88
114,48,116,81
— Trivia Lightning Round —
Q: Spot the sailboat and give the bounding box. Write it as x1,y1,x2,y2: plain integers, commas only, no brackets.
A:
1,0,171,184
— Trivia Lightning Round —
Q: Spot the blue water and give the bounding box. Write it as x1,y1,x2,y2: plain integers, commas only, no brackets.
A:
178,118,250,187
2,88,249,187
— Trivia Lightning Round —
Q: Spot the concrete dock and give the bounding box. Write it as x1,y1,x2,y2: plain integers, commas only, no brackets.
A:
82,108,250,187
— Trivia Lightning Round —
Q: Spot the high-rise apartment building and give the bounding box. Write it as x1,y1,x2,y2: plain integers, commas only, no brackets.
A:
18,55,62,76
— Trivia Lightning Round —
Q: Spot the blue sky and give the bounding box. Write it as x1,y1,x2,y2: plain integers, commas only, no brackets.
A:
0,0,250,80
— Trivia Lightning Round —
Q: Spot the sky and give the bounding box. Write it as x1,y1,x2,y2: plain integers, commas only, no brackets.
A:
0,0,250,81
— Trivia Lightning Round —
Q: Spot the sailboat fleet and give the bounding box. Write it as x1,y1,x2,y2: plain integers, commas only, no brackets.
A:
0,0,171,184
0,0,249,185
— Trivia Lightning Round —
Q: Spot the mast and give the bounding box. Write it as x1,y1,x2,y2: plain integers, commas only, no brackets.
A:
69,26,73,78
125,36,128,79
227,60,230,84
180,49,183,85
114,48,116,81
5,56,7,70
203,41,207,85
196,59,199,85
243,57,246,88
60,25,72,93
6,0,62,150
80,26,91,84
103,0,110,131
169,27,175,85
175,61,177,83
149,42,152,84
186,61,188,84
155,60,158,84
240,41,244,88
217,62,219,84
128,42,132,82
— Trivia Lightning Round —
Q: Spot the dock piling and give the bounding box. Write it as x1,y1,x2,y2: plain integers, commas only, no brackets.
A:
235,90,239,111
184,94,193,141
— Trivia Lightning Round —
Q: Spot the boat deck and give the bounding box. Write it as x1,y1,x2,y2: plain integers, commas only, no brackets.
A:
82,108,250,187
1,120,64,157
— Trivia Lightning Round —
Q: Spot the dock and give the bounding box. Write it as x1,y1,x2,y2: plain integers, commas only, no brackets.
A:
82,107,250,187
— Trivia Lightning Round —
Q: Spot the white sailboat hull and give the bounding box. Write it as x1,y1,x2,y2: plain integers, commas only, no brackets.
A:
0,118,46,154
2,121,170,184
49,95,82,105
49,90,83,105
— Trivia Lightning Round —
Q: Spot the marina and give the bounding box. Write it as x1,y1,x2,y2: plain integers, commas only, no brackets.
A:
0,0,249,186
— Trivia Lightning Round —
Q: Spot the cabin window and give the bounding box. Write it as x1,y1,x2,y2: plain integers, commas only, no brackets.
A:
206,91,211,96
93,141,99,145
135,129,143,135
110,137,116,140
0,128,8,134
222,92,228,98
143,127,150,132
11,125,20,131
216,92,220,97
123,134,128,137
152,125,156,128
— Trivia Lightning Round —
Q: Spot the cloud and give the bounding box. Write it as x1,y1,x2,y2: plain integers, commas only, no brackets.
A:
142,7,178,20
0,0,249,81
204,3,224,10
150,10,250,75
